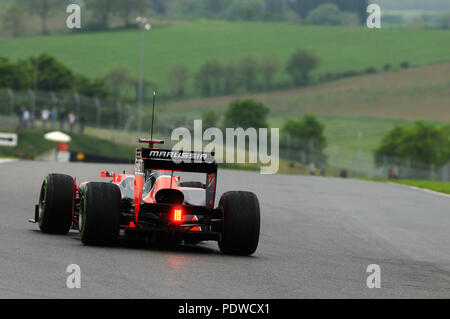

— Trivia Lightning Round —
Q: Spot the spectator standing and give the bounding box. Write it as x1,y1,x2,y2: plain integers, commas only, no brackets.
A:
59,108,66,131
50,107,58,130
41,108,50,129
23,109,31,129
68,111,76,133
389,168,399,180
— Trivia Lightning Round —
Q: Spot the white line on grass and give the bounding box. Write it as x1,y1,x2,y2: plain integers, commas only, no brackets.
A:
388,182,450,199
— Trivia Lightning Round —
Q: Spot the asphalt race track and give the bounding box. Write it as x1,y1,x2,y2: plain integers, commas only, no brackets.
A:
0,161,449,298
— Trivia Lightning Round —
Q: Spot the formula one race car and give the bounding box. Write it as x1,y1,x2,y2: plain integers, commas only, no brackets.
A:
31,139,260,256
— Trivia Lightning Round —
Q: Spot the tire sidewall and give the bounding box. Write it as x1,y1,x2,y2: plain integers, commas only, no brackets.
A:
38,174,74,234
219,191,260,255
80,182,121,246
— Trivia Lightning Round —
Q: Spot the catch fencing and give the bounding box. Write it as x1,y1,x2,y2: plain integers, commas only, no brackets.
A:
0,88,448,181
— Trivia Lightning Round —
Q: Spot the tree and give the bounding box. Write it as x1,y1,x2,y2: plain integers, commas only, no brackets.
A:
30,54,74,91
260,55,279,89
336,0,368,25
151,0,167,15
282,114,327,164
208,60,224,94
287,0,368,25
195,60,223,96
18,0,60,35
115,0,147,27
170,0,209,18
223,99,269,129
202,110,220,129
306,3,345,26
439,12,450,29
195,64,212,96
2,2,25,37
265,0,286,15
375,122,450,167
222,62,237,94
238,55,259,92
0,56,32,90
169,64,190,97
264,0,288,20
207,0,225,15
286,0,318,19
129,75,158,103
103,65,134,100
74,74,110,99
224,0,267,21
285,49,320,86
85,0,116,29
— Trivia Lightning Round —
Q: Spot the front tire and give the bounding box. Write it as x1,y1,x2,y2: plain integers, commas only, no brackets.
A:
79,182,121,246
218,191,260,256
38,174,74,234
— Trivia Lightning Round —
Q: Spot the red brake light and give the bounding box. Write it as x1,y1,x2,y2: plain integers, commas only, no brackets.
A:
172,209,183,223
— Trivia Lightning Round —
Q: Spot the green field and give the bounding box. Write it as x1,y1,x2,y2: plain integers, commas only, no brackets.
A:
1,21,450,94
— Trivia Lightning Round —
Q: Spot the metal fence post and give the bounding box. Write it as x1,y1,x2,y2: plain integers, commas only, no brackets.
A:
116,101,122,129
94,97,101,128
27,89,36,127
74,93,80,121
7,89,15,116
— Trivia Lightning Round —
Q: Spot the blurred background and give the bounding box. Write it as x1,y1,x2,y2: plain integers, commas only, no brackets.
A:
0,0,449,188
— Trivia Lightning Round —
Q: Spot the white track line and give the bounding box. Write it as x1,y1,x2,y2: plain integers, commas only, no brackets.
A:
0,159,17,164
388,182,450,199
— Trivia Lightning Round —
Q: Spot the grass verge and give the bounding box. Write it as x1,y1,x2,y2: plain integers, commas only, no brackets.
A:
363,178,450,195
0,129,135,160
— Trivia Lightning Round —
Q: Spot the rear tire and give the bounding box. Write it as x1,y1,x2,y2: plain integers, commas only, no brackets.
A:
79,182,121,246
38,174,74,234
218,191,260,256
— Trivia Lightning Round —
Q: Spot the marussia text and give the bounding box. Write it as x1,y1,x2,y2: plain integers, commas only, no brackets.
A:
178,303,270,316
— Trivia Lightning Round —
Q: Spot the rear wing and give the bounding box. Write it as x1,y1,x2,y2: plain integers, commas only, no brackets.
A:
135,148,217,209
140,148,216,173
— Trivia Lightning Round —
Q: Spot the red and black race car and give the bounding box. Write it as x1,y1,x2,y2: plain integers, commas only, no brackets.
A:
31,139,260,256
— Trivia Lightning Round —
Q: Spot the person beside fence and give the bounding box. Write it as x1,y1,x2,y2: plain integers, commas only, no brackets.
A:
22,108,30,129
50,107,58,130
389,168,399,180
68,111,76,132
41,108,50,129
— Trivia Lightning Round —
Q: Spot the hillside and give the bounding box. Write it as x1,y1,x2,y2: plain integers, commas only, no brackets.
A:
158,62,450,155
160,62,450,122
1,21,449,94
